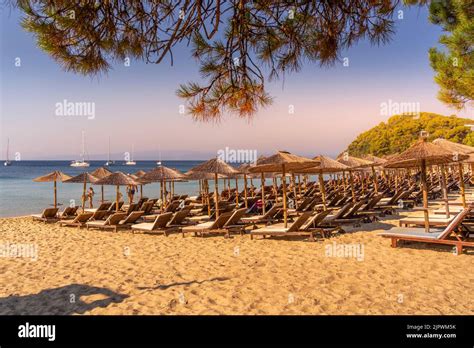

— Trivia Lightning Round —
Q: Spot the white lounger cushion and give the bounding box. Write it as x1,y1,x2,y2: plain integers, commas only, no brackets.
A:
378,227,444,239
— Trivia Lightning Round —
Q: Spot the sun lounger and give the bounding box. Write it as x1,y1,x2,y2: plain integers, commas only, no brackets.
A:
85,212,128,232
250,212,314,240
131,212,176,235
85,202,112,213
58,206,79,219
240,203,283,225
398,215,455,227
58,212,94,228
181,212,233,237
378,208,474,254
31,208,59,222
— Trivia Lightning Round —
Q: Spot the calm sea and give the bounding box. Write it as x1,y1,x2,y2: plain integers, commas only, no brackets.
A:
0,160,208,217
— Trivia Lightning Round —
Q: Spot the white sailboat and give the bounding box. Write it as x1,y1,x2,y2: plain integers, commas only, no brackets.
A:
125,144,136,166
4,138,11,166
104,136,115,166
70,130,90,167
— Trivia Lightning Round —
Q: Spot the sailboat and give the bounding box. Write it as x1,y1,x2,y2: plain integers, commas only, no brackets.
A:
4,138,11,166
70,130,90,167
125,144,136,166
104,136,115,166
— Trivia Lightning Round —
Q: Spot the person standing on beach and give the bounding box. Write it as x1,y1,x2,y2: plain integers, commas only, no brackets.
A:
126,185,136,204
88,187,95,208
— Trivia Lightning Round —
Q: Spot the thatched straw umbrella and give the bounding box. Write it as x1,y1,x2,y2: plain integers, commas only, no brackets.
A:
249,151,319,227
95,172,143,212
297,155,349,211
433,138,474,206
63,172,99,212
336,155,373,202
185,170,226,216
188,158,238,219
384,138,468,231
141,165,186,212
237,163,259,209
90,167,112,202
33,171,72,209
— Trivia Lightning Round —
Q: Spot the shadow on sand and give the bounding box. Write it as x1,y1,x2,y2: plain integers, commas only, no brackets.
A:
137,277,230,291
0,284,128,315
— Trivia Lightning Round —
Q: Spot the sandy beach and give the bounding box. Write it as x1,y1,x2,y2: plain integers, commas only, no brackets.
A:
1,213,472,315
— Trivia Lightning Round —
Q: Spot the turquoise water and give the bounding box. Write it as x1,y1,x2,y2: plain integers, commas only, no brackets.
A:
0,160,207,217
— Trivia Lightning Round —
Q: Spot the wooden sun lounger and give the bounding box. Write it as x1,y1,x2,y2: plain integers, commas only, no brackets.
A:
85,202,112,213
85,212,128,232
250,212,314,240
58,212,94,228
131,212,177,235
58,206,79,219
240,203,282,225
31,208,59,223
398,215,454,227
181,212,233,238
378,208,474,254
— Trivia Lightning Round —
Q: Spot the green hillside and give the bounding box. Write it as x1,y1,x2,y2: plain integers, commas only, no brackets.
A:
346,112,474,157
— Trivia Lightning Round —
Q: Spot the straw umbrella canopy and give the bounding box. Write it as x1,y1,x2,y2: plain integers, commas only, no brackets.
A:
360,154,387,193
249,151,319,227
384,138,468,231
95,171,143,211
90,167,112,202
188,158,239,219
141,165,186,211
63,172,100,212
33,171,72,209
296,155,349,211
134,170,147,177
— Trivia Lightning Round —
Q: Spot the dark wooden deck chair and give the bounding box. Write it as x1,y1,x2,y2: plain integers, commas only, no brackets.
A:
31,208,59,223
59,212,94,228
85,202,112,213
131,212,175,235
58,206,79,219
378,207,474,254
240,203,283,225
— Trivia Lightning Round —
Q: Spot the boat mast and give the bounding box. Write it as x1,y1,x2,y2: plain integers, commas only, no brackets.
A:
6,138,9,162
81,130,85,163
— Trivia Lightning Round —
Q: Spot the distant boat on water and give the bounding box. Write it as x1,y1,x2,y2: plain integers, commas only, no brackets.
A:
4,138,12,166
70,130,90,168
125,144,136,166
104,136,115,166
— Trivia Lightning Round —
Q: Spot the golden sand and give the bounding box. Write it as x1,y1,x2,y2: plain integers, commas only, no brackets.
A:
0,215,472,315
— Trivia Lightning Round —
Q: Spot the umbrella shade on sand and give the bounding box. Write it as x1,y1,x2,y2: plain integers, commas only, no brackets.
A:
33,171,72,208
141,165,186,211
90,167,112,202
63,172,99,212
249,151,319,227
188,158,239,219
296,155,350,211
95,172,143,211
384,138,468,231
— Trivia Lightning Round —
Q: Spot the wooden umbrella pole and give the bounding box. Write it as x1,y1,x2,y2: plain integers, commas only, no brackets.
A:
282,164,288,228
440,165,450,218
291,173,298,209
261,172,266,215
371,166,378,193
172,180,175,198
53,180,57,209
214,172,219,220
319,172,327,211
458,162,466,208
342,170,347,192
235,177,239,205
349,170,356,203
243,173,248,209
420,159,430,232
101,185,105,202
82,177,87,212
140,185,143,200
199,179,202,196
116,185,120,212
160,179,164,213
250,178,254,197
297,174,302,197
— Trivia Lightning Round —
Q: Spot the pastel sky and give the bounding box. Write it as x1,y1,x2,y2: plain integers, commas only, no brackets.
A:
1,4,472,160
